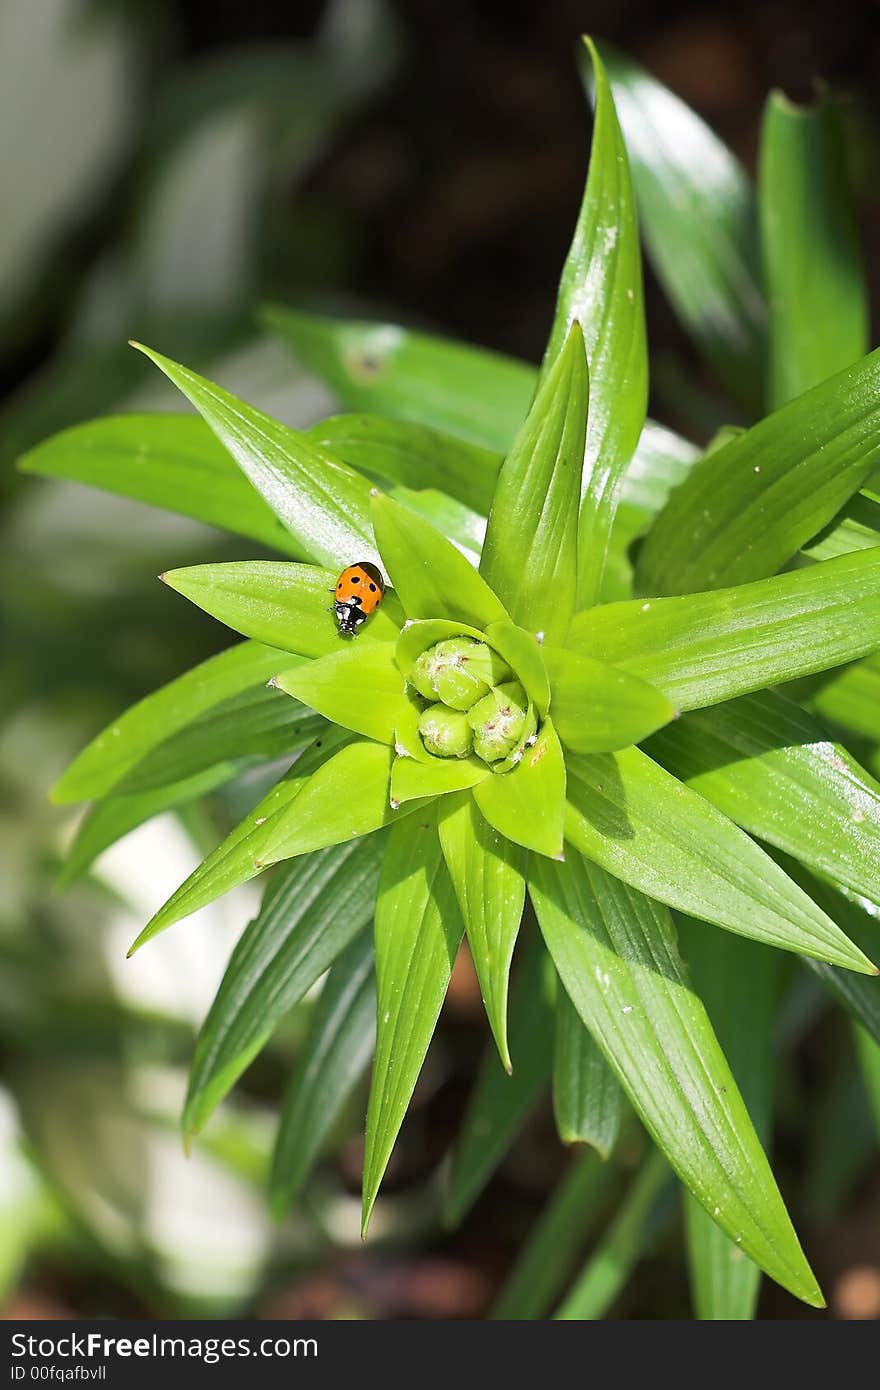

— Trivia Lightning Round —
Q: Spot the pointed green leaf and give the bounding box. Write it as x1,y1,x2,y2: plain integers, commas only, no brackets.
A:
263,306,535,452
19,414,303,555
780,863,880,1047
362,811,463,1234
58,765,238,887
679,920,779,1320
530,854,824,1307
444,931,555,1227
545,646,675,753
53,640,285,804
61,679,322,881
604,420,701,602
489,1151,617,1319
129,729,351,950
483,621,550,716
307,412,501,516
112,680,320,794
437,793,527,1071
474,718,566,859
759,91,867,409
638,348,880,595
274,643,410,745
254,740,426,870
130,732,416,949
184,837,381,1139
801,489,880,564
131,342,378,568
388,485,484,565
265,305,696,530
371,490,507,628
546,38,647,606
807,652,880,744
162,560,403,657
647,690,880,906
390,755,488,804
553,988,623,1155
557,1154,673,1321
555,1150,675,1319
270,929,376,1215
565,747,876,974
597,45,765,411
480,322,588,642
571,549,880,711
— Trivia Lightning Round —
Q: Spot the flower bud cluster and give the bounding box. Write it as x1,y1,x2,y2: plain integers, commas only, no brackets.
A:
407,636,537,771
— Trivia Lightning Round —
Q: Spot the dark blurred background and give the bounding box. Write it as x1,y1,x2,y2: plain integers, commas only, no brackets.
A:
5,0,880,409
1,0,879,1323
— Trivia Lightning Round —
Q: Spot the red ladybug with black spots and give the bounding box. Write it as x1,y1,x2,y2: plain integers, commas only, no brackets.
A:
332,561,385,636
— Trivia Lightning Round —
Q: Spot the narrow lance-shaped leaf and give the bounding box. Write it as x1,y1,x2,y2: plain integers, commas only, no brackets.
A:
474,718,566,860
637,347,880,595
596,44,766,412
263,306,535,452
806,652,880,746
437,793,527,1072
553,988,624,1155
131,735,424,950
131,342,379,568
274,641,413,746
646,690,880,908
759,91,867,410
480,322,588,644
678,920,780,1320
111,682,320,794
184,836,381,1140
565,746,876,975
388,484,485,565
489,1151,617,1320
391,754,489,804
270,928,376,1216
570,548,880,711
371,490,508,629
18,414,303,556
307,412,501,517
53,640,285,805
58,765,236,887
444,930,555,1227
544,38,647,606
530,855,824,1307
544,646,675,753
603,420,701,602
777,861,880,1049
555,1150,675,1319
128,729,351,951
362,811,464,1235
162,560,403,657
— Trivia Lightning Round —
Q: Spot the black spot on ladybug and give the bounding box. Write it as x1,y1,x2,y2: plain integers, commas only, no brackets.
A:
351,575,360,583
369,583,376,591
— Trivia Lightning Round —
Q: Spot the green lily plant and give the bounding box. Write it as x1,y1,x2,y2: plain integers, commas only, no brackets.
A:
23,39,880,1317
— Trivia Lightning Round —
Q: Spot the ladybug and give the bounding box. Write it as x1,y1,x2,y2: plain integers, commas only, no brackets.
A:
332,561,385,636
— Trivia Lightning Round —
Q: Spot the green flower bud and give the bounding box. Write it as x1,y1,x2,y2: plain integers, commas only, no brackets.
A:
418,703,473,758
493,702,538,773
467,681,528,764
410,637,511,710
